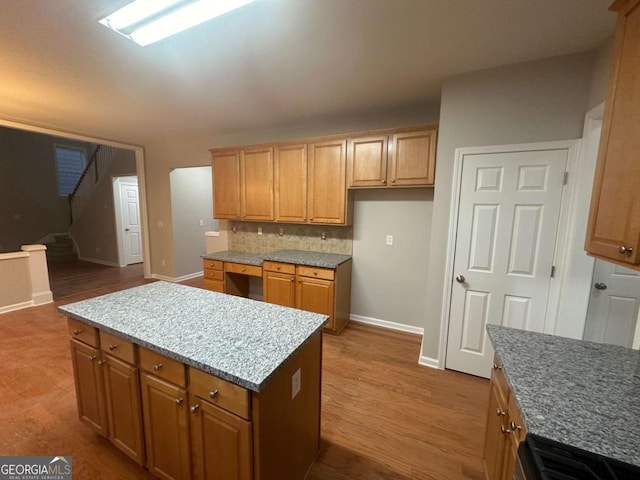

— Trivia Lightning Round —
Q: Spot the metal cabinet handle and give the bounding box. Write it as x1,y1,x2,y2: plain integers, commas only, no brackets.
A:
500,425,511,434
493,363,502,370
391,179,396,183
276,266,281,270
496,408,506,417
73,329,83,335
209,390,219,399
455,275,466,284
594,282,607,290
290,278,295,282
98,359,107,365
153,363,163,371
89,355,97,361
109,344,118,350
175,397,183,406
510,421,522,431
381,179,386,184
619,245,633,255
190,404,200,413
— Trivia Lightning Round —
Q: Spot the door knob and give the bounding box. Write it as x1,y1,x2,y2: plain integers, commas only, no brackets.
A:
125,228,130,231
594,282,607,290
455,275,466,284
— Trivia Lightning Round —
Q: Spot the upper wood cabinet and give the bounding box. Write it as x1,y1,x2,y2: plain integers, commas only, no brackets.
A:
308,139,349,224
347,128,437,188
274,144,307,223
212,148,274,221
585,0,640,266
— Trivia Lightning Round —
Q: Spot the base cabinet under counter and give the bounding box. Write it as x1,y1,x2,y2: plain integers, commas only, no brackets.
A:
66,317,322,480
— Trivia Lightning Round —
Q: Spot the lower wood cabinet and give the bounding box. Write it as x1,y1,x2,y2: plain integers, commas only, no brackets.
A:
69,339,109,437
296,275,334,328
140,373,191,480
483,357,527,480
262,261,296,308
190,397,253,480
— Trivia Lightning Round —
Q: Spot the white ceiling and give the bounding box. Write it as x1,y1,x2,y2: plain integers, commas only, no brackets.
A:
0,0,616,145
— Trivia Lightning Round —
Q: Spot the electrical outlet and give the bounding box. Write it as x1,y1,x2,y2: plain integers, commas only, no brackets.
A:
291,368,301,399
386,235,394,246
279,228,284,236
258,227,263,235
199,220,204,227
321,231,327,240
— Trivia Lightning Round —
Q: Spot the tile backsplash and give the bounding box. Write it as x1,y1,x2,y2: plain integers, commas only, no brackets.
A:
227,222,353,255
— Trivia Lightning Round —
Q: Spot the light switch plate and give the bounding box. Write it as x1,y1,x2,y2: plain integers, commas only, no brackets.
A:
291,368,301,399
386,235,394,246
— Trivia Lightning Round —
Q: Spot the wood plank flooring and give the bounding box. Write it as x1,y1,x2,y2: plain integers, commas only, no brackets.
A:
0,274,489,479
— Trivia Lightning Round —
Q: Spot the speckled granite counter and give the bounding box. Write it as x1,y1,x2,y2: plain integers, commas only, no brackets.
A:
59,281,328,392
487,325,640,467
203,249,351,269
202,250,265,266
263,249,351,268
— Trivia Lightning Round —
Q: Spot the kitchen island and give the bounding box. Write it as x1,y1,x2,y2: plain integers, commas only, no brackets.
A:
486,325,640,475
59,281,328,480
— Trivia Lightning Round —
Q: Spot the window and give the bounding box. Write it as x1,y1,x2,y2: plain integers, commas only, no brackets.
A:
55,145,86,196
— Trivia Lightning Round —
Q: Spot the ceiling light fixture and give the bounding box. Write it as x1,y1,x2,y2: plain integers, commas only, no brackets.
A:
99,0,256,46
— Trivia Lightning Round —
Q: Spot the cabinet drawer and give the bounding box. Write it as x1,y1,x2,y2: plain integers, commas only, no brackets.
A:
189,368,250,420
263,261,295,274
204,279,225,293
99,331,136,364
297,265,335,281
68,318,99,347
139,347,186,387
204,268,224,281
508,395,527,444
225,262,262,277
203,259,223,270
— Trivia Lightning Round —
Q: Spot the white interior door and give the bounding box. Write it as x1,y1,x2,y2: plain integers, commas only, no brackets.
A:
583,260,640,348
120,181,143,265
446,148,567,377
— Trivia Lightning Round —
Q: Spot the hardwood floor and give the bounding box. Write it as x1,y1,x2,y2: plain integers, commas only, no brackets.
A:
0,276,489,479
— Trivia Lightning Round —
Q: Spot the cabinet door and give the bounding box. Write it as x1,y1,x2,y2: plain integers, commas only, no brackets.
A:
69,339,108,436
190,399,252,480
241,147,274,221
388,130,437,186
103,354,145,465
308,140,347,224
586,1,640,265
212,150,241,219
296,276,335,330
263,271,296,308
347,135,388,187
274,144,307,223
140,373,191,480
483,382,508,480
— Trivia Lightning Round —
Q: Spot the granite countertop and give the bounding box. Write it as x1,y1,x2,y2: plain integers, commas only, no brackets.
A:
59,282,328,392
487,325,640,467
203,249,352,269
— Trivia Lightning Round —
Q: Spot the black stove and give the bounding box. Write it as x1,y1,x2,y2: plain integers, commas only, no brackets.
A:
518,434,640,480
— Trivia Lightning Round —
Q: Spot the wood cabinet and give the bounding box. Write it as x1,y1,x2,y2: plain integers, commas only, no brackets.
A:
203,259,224,293
140,372,191,480
274,144,307,223
190,396,253,480
69,339,109,437
347,128,437,188
263,261,296,308
308,139,350,224
212,147,274,221
483,357,527,480
585,0,640,266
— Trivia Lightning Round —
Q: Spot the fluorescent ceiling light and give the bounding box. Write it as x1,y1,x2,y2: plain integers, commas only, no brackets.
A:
99,0,256,46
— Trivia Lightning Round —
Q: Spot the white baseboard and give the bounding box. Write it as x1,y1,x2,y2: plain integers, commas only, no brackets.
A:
151,274,176,282
32,291,53,306
0,300,34,315
175,271,204,282
349,314,424,335
78,256,120,267
418,355,441,370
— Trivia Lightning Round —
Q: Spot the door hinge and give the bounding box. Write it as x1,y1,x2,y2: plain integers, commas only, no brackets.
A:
550,265,556,278
563,172,568,185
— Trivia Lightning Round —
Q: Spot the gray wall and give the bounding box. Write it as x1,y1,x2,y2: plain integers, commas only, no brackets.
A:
422,51,596,359
170,166,218,278
70,149,136,265
0,127,92,252
352,188,433,328
587,36,614,109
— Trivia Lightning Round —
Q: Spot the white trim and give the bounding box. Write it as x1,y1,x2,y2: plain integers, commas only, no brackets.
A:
0,251,29,260
176,271,204,282
418,355,440,369
151,273,176,282
0,116,151,280
21,244,47,252
437,139,582,371
350,314,424,335
0,300,34,315
32,291,53,306
77,256,120,267
205,231,220,237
